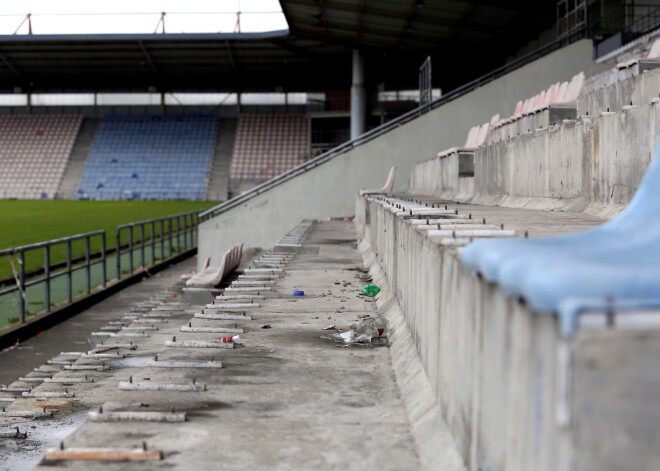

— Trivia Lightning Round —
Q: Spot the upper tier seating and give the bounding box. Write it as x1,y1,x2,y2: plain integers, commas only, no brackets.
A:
77,114,217,200
461,142,660,335
490,72,584,140
437,114,499,158
0,115,83,199
230,114,309,181
616,37,660,70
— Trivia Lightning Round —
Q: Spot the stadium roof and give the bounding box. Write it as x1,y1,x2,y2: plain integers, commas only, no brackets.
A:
0,0,558,93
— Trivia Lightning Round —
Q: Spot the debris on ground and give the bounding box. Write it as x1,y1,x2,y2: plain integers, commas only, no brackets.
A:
321,317,388,345
322,325,335,330
261,325,272,329
361,284,381,296
321,330,372,345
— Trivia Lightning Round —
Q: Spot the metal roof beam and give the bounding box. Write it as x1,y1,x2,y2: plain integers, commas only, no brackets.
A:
0,51,25,82
225,40,237,71
137,40,162,83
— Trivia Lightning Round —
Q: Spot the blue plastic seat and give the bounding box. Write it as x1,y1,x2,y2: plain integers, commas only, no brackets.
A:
461,143,660,335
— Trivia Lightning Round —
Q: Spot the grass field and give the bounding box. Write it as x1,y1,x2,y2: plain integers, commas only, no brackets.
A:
0,200,218,280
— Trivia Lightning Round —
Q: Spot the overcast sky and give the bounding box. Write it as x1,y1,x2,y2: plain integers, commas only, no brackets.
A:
0,0,288,35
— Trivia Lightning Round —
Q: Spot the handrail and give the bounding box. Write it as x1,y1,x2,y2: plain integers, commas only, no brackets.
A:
0,210,202,329
199,30,586,222
0,230,105,256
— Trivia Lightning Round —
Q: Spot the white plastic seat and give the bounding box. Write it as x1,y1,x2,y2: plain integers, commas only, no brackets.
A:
186,243,244,287
359,166,397,196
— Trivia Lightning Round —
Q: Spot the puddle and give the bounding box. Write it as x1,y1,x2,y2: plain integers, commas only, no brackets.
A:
0,411,87,471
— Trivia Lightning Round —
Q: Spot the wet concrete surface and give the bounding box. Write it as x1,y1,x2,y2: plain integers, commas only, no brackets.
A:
0,258,197,388
0,258,197,470
1,221,421,470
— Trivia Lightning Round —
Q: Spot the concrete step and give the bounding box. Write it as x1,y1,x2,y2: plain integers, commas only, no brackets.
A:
205,118,237,202
56,117,100,199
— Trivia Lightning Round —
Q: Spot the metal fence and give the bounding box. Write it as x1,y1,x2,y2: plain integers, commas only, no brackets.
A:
115,211,199,279
0,210,199,329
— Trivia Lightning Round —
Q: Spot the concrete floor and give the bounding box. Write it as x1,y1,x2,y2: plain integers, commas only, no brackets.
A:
0,258,197,388
1,221,421,470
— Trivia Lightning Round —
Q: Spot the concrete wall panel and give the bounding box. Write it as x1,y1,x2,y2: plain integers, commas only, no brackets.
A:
199,40,603,265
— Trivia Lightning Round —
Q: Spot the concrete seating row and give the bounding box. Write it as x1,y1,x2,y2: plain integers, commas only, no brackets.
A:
462,141,660,335
77,114,217,200
0,114,83,199
490,72,585,141
437,114,499,158
616,37,660,70
229,114,308,181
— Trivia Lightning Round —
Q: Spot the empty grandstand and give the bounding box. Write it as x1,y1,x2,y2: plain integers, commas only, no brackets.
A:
0,115,82,199
230,113,309,194
77,115,217,200
1,1,660,470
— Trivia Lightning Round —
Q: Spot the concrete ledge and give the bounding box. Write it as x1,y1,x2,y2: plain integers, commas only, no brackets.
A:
358,238,466,471
356,195,660,470
409,101,659,219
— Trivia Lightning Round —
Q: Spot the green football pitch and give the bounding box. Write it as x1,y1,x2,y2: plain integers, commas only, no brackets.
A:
0,200,217,250
0,200,218,281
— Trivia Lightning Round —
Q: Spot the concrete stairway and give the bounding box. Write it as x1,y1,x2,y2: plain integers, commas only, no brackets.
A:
55,117,99,200
204,118,236,202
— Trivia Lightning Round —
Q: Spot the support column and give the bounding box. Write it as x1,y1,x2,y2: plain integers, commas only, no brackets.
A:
350,49,366,140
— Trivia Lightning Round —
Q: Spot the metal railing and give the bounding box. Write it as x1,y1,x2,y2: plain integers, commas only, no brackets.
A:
115,211,199,279
0,210,200,330
0,230,106,325
199,32,586,222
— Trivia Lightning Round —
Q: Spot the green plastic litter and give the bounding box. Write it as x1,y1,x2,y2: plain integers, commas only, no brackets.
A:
361,284,381,296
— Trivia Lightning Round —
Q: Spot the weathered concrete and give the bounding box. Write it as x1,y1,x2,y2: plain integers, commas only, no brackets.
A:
2,222,434,470
356,195,660,471
0,258,197,388
579,66,660,116
199,40,605,266
410,100,660,219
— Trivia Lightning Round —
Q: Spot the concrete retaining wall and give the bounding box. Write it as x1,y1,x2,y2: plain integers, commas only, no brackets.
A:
355,196,660,471
410,101,660,217
579,66,660,116
198,40,603,265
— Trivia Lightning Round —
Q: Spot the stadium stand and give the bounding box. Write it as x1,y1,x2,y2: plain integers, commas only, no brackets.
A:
352,41,660,469
229,114,309,183
0,115,82,199
76,114,217,200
